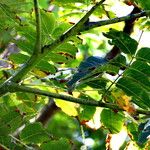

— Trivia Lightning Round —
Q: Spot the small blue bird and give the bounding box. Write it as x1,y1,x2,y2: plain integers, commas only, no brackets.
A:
67,56,107,93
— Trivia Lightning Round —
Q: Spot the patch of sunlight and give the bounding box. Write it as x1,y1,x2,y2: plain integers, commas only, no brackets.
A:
111,1,134,17
125,141,139,150
110,127,128,150
85,107,102,129
84,138,95,146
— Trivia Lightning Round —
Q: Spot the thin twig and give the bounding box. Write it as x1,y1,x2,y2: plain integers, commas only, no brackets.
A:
0,144,9,150
9,134,34,150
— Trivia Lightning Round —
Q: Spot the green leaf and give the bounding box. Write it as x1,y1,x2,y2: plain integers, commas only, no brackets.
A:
53,0,84,3
110,54,126,68
39,0,49,9
0,123,11,136
16,92,37,108
79,105,96,121
101,63,120,75
83,63,120,80
52,22,72,39
1,108,23,131
123,61,150,91
135,0,150,10
85,78,107,90
136,47,150,63
17,25,36,43
103,29,138,55
54,42,78,57
127,122,138,142
0,29,12,53
9,53,29,64
0,0,33,13
36,60,56,73
20,122,49,144
0,136,17,149
41,138,71,150
46,52,68,63
117,77,150,108
41,10,56,35
0,3,16,26
129,61,150,77
116,60,150,108
16,40,34,54
101,109,125,133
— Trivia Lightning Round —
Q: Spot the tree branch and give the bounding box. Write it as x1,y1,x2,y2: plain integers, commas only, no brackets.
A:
6,82,150,115
81,10,149,32
5,0,42,83
36,98,60,125
33,0,42,55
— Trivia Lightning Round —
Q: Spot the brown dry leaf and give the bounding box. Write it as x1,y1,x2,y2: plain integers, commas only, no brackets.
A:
112,90,136,115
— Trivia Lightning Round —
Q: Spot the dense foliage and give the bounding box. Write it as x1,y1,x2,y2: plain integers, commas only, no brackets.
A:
0,0,150,149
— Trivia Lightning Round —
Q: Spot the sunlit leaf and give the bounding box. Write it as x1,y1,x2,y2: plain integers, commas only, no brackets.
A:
55,99,78,117
0,0,150,149
39,0,49,9
32,68,48,78
16,40,34,55
17,25,36,44
53,0,84,3
101,109,125,133
112,90,136,115
45,52,68,63
41,10,56,35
